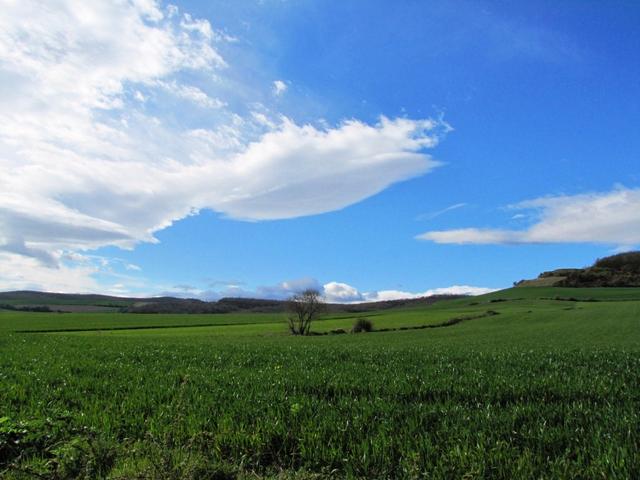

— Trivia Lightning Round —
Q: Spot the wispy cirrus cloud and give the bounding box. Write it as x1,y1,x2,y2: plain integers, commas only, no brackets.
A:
416,202,467,221
0,0,449,291
417,187,640,247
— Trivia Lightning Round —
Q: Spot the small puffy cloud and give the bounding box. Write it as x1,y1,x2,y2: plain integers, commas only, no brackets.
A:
251,111,277,128
180,13,214,40
156,80,226,108
323,281,364,303
417,187,640,247
273,80,288,96
418,228,516,245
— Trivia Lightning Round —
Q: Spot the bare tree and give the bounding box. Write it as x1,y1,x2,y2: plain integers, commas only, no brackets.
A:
287,289,325,335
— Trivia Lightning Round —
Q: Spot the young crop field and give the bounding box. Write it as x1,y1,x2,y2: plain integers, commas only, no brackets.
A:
1,287,639,479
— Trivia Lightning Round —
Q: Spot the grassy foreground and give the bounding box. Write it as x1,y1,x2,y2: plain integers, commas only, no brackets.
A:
1,287,639,478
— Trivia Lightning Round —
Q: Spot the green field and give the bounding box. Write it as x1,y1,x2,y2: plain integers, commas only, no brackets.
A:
1,287,639,479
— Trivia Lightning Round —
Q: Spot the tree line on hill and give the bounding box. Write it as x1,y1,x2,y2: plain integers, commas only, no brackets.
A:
0,290,465,314
517,251,640,288
123,295,464,314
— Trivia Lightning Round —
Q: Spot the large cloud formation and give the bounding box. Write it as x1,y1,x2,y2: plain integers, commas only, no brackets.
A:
418,187,640,248
0,1,447,290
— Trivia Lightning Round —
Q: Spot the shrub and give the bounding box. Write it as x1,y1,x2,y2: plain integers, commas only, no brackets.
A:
351,318,373,333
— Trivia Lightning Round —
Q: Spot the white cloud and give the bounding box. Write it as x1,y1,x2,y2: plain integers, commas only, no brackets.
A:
251,112,277,128
418,228,516,245
155,278,496,304
156,80,226,108
15,253,148,294
0,1,448,291
0,252,100,293
322,281,496,303
273,79,288,96
421,285,498,297
204,116,443,220
323,281,364,303
417,187,640,246
358,285,497,302
180,12,215,40
131,0,165,21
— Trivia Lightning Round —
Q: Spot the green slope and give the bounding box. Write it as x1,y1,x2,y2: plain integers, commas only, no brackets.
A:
0,287,638,479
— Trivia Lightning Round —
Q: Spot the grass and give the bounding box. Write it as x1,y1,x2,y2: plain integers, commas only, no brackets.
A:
1,287,639,478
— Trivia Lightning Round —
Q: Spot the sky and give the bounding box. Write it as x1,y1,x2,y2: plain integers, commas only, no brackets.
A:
0,0,639,302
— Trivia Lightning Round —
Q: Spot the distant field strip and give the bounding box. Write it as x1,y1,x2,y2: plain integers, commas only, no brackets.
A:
15,320,271,334
17,310,501,335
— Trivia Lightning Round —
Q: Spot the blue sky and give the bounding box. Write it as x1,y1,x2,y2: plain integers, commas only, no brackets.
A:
0,1,638,301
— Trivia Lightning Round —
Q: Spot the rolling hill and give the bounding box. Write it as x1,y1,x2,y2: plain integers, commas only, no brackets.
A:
0,289,465,314
515,251,640,287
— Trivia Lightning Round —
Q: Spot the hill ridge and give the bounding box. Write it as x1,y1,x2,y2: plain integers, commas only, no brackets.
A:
516,251,640,288
0,290,465,314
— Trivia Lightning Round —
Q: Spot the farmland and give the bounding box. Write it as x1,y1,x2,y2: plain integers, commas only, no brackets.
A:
1,287,639,479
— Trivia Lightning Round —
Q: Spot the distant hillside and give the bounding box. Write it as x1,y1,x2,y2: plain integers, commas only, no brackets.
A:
0,290,466,314
0,290,139,307
516,251,640,288
93,294,467,314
